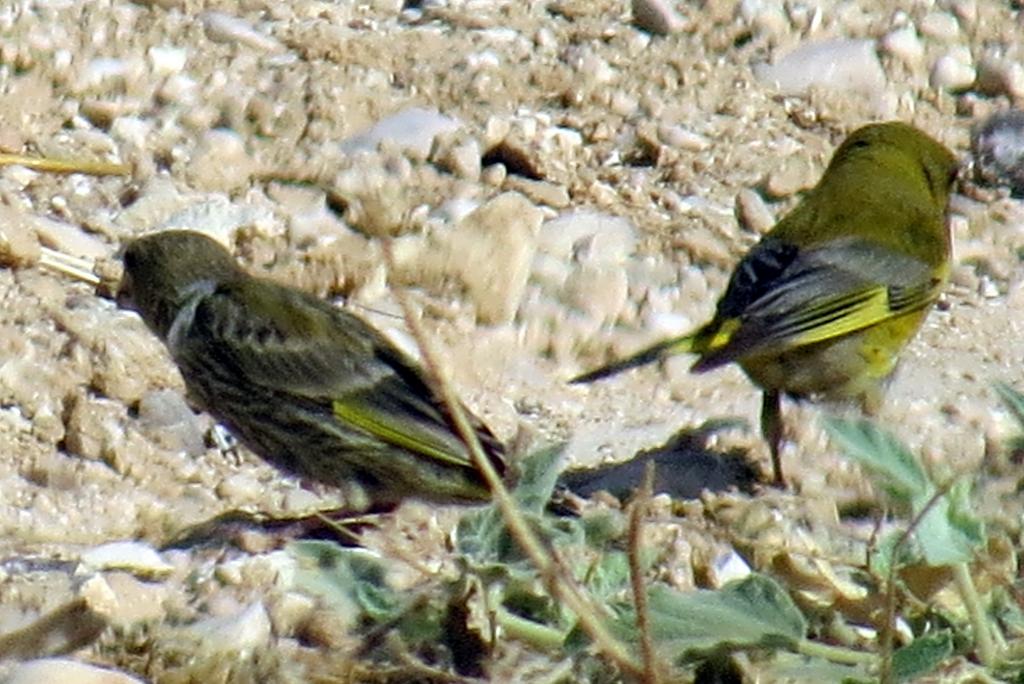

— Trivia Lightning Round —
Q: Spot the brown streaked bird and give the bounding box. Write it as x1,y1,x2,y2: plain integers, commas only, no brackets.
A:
117,230,505,510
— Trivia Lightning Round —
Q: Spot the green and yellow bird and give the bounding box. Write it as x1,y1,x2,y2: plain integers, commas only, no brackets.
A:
573,122,958,485
117,230,506,510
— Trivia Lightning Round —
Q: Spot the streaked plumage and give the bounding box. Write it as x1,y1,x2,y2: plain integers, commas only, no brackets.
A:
118,230,505,509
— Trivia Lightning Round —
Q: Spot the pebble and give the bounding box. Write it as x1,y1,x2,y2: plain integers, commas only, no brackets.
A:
92,572,170,625
918,11,961,43
535,211,637,266
186,128,256,193
562,259,629,326
930,49,976,92
975,54,1024,99
971,109,1024,196
0,357,72,443
429,132,482,181
734,187,775,233
632,0,689,35
739,0,789,39
146,46,187,76
708,550,751,587
63,392,127,463
880,26,925,69
481,163,507,186
3,659,144,684
753,38,886,97
215,472,265,502
609,90,639,117
341,107,462,160
79,541,173,578
267,591,316,638
33,217,109,260
657,123,709,151
503,176,570,208
201,11,285,53
186,601,272,654
78,57,139,90
449,192,544,325
0,207,42,268
764,155,816,198
564,46,616,86
158,198,271,245
137,389,206,457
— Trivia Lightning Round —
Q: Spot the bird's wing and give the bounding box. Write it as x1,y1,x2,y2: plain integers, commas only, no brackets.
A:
177,280,503,470
693,236,944,370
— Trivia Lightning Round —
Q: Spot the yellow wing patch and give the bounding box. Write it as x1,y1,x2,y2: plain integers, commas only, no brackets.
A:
333,400,471,468
783,277,943,348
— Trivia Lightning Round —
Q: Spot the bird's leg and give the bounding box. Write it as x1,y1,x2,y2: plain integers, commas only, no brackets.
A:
760,390,785,486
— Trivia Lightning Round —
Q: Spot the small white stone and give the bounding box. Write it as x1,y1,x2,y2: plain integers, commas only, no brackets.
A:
34,217,109,259
1,164,40,189
157,73,198,104
79,57,134,88
159,199,267,242
146,45,187,76
186,128,255,193
216,472,264,502
919,11,961,43
79,541,173,578
201,11,284,52
536,211,638,266
341,107,462,160
464,50,500,71
449,192,544,325
880,26,925,68
657,123,710,151
563,260,629,325
735,188,775,234
109,116,152,150
4,659,144,684
187,602,272,654
930,50,975,91
753,38,887,97
710,550,752,586
609,90,639,117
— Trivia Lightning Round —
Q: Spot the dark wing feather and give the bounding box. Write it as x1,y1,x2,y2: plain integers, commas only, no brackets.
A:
175,278,504,469
694,236,941,371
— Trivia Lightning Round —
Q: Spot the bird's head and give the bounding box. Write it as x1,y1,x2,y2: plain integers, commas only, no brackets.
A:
118,230,241,340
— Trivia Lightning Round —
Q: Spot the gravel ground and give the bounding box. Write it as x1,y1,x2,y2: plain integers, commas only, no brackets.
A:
2,0,1024,681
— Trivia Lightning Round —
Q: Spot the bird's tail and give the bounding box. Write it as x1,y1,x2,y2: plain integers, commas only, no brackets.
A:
570,334,697,384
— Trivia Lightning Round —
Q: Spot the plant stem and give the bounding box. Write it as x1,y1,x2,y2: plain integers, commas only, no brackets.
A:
382,240,643,679
953,562,998,667
795,638,877,666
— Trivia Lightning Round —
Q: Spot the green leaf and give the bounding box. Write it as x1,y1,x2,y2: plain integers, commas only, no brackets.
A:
913,479,985,566
585,550,632,602
288,540,400,622
617,574,806,661
824,418,927,505
761,653,871,683
891,630,954,681
826,418,984,567
513,443,566,513
456,443,579,566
